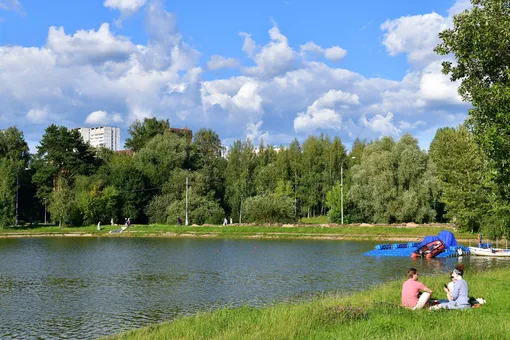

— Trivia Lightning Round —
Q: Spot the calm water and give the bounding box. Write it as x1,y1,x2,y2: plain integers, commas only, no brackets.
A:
1,237,509,339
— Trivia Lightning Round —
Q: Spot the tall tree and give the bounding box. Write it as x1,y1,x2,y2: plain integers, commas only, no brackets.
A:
0,127,31,226
32,125,97,200
435,0,510,195
429,126,491,231
124,117,170,151
135,133,188,187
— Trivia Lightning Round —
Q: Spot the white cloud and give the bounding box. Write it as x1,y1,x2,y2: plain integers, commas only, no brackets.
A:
294,89,358,133
239,32,257,57
207,55,240,70
300,41,324,56
399,120,425,130
26,107,49,124
104,0,147,25
246,120,269,143
419,61,463,104
381,13,448,68
1,3,473,151
361,112,401,136
324,46,347,62
448,0,472,17
0,0,23,13
46,23,136,65
241,23,298,79
85,110,123,125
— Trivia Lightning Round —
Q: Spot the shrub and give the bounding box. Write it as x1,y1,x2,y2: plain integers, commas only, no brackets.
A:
242,195,296,224
166,191,224,225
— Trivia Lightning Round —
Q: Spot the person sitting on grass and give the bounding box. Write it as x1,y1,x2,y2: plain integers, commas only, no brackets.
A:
402,268,433,310
434,264,470,310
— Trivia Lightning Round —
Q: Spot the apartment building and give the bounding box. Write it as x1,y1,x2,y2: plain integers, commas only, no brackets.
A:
78,126,120,151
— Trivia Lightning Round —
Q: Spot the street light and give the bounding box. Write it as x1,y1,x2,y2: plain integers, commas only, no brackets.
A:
185,175,189,226
43,198,47,224
239,195,243,224
341,157,356,225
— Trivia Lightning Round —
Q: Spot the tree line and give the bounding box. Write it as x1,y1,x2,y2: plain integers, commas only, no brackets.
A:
0,119,507,239
2,0,509,239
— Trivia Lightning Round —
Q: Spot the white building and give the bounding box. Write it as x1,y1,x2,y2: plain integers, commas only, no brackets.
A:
78,126,120,151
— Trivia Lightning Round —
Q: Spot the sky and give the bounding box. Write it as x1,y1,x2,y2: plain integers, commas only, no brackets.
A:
0,0,472,152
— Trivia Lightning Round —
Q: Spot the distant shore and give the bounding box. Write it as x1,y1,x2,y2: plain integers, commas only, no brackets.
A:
0,223,483,244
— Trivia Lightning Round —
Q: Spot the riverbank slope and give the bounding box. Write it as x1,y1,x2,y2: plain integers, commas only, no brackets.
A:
0,224,481,243
107,268,510,339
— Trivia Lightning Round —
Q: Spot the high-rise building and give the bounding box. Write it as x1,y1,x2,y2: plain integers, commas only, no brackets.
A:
78,126,120,151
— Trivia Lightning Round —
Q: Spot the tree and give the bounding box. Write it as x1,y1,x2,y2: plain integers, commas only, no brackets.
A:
0,127,31,226
242,194,296,224
135,133,188,187
190,129,227,202
125,117,170,151
435,0,510,195
166,190,224,225
75,175,119,225
429,126,492,231
106,153,150,223
48,176,76,227
348,135,439,223
32,125,97,200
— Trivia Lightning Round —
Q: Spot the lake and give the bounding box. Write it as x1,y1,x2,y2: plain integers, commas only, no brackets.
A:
1,237,508,339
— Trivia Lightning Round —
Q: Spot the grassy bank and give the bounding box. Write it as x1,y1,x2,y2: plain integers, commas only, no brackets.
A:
107,268,510,339
0,224,477,242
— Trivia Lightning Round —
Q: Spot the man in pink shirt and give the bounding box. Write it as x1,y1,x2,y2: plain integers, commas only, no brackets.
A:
402,268,433,309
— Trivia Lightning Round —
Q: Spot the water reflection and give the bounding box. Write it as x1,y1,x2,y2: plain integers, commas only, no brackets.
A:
0,237,509,339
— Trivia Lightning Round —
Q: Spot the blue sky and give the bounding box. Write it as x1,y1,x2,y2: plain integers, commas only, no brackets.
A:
0,0,471,152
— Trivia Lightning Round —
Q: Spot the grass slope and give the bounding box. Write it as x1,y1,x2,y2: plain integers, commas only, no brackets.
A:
0,224,476,242
107,268,510,339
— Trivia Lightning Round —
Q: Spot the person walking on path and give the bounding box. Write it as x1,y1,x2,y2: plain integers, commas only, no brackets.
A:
402,268,433,310
223,217,228,226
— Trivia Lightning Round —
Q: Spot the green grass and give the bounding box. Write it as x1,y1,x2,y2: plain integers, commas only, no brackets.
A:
299,216,330,224
0,223,477,242
106,268,510,339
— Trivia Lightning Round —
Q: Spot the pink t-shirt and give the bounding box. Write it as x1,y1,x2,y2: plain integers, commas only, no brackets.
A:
401,279,426,307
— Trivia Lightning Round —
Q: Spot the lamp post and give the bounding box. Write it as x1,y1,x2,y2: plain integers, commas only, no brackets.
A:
239,195,242,224
15,173,19,226
341,156,356,225
185,175,189,226
43,198,47,224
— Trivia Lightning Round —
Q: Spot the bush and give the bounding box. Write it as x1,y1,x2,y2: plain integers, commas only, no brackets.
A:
242,195,296,224
145,194,175,224
166,191,224,225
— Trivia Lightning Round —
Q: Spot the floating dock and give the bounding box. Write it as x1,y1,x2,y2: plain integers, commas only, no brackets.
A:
364,242,471,258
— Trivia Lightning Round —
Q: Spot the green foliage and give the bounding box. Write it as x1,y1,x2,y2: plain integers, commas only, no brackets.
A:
32,124,97,200
326,183,342,223
75,175,119,225
166,191,224,225
0,158,16,226
0,128,31,226
145,194,175,224
242,194,297,224
48,176,77,227
124,117,170,151
348,134,439,223
429,126,491,231
135,133,188,187
435,0,510,195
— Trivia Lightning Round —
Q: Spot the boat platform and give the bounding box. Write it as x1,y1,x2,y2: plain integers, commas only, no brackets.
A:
364,242,471,258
